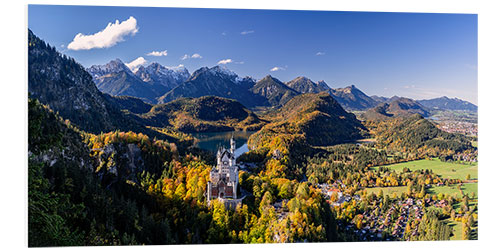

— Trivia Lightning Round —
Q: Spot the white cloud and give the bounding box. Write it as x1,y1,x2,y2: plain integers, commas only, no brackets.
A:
170,64,185,68
316,52,326,56
147,50,168,56
218,59,233,65
181,53,203,60
68,16,138,50
240,30,255,35
222,32,227,36
125,57,147,73
270,66,285,72
191,53,202,59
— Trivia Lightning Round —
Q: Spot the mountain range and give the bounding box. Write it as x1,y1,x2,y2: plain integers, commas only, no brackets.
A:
28,28,367,151
29,27,476,140
157,66,268,108
87,59,190,103
86,59,477,114
86,60,383,111
29,30,265,137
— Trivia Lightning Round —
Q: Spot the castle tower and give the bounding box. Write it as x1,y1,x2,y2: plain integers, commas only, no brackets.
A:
230,134,236,155
207,181,212,203
232,167,238,199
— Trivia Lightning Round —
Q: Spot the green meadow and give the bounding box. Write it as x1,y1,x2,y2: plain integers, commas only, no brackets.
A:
428,183,477,199
372,159,477,181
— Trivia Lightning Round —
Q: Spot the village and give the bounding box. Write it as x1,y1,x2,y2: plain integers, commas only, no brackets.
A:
437,121,477,137
314,182,464,241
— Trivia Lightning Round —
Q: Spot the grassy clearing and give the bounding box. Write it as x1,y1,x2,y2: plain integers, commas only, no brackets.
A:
444,219,463,240
372,159,477,181
444,218,478,240
461,183,478,198
363,186,408,196
428,183,477,198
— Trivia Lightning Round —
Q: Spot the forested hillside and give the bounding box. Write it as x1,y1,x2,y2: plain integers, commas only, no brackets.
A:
363,98,430,120
28,30,158,137
29,97,219,245
250,92,366,148
139,96,266,132
365,114,475,160
245,92,367,179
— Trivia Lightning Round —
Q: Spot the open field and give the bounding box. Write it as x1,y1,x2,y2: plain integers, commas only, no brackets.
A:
444,219,463,240
363,186,408,196
428,183,477,199
372,159,477,181
444,218,478,240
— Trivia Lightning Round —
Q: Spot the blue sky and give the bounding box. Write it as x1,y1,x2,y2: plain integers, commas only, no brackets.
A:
28,5,477,104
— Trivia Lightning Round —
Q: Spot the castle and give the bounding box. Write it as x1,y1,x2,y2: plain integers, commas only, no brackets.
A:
206,136,241,207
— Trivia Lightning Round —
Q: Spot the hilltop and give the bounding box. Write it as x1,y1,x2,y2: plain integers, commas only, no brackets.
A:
363,97,430,120
250,92,366,147
140,96,265,133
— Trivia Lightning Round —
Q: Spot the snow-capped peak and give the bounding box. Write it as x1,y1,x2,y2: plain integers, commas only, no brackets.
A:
166,64,187,72
208,65,244,83
87,58,132,78
126,61,189,86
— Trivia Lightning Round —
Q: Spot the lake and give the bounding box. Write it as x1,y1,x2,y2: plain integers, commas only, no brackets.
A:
189,131,255,158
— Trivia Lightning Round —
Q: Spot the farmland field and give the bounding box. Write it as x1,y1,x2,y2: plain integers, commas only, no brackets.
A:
372,159,477,180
